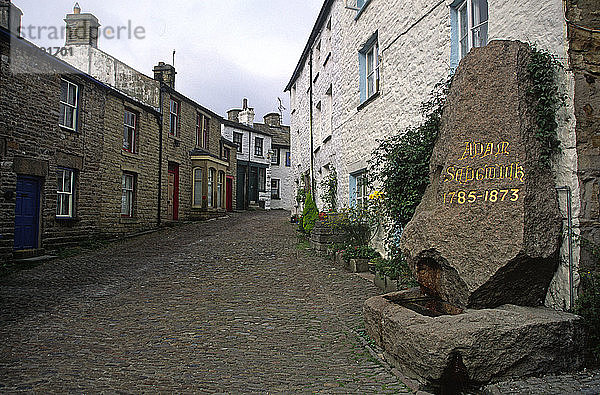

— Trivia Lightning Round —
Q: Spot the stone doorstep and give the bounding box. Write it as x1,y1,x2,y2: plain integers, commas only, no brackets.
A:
14,255,58,264
363,289,585,392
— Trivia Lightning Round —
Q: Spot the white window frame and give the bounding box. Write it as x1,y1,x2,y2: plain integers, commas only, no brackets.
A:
255,137,263,157
197,113,210,149
59,79,78,131
207,168,215,208
359,33,379,104
123,109,137,153
121,173,135,217
271,179,280,200
457,0,488,60
233,132,243,153
356,173,368,208
193,167,203,207
365,42,379,99
271,148,280,165
56,168,74,218
169,98,179,136
217,171,224,209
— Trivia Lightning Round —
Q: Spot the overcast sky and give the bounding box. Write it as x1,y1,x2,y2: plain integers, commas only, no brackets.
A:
13,0,323,123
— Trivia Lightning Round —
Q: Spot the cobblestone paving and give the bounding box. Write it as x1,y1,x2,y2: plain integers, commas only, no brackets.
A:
482,369,600,394
0,211,410,393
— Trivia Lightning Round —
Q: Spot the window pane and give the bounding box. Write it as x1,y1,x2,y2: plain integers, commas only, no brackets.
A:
194,169,203,206
65,107,74,129
68,84,77,106
367,49,373,75
475,22,488,48
56,194,63,215
459,5,468,39
64,170,72,193
57,170,64,192
60,81,68,102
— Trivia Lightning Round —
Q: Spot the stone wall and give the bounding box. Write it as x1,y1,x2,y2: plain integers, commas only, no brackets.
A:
567,0,600,274
0,29,162,262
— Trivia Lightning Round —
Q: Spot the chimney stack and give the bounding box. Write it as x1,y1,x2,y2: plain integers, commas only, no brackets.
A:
238,98,255,126
64,4,100,48
227,109,241,122
153,61,177,89
263,113,281,127
1,2,22,36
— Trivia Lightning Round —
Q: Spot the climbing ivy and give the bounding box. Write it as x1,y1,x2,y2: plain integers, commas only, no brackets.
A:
526,47,564,166
368,78,451,230
319,167,338,212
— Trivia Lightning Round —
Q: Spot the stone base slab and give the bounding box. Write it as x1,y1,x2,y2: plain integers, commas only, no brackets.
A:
364,289,585,392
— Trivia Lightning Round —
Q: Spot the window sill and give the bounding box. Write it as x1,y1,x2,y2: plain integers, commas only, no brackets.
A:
355,0,373,20
56,216,79,222
323,52,331,67
357,91,380,111
121,150,139,159
59,125,79,133
120,217,139,224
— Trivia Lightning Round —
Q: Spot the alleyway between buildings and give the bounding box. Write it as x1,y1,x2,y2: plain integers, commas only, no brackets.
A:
0,211,409,393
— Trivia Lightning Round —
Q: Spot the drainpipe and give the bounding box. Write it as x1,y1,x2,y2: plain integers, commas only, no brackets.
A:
556,186,574,310
246,129,251,210
309,51,315,197
156,85,165,226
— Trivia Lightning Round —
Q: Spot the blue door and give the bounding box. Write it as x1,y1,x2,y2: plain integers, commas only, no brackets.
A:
14,176,41,251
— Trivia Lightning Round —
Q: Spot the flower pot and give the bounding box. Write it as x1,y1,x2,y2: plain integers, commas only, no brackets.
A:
350,258,370,273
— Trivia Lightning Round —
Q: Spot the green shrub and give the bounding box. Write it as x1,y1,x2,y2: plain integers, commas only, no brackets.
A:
576,271,600,365
301,192,319,234
341,245,380,262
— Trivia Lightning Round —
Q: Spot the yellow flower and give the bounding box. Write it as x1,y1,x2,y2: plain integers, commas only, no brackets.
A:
368,190,384,200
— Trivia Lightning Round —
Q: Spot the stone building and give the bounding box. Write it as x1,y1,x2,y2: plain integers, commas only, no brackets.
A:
222,100,274,210
56,5,236,220
252,113,292,211
0,4,162,262
286,0,598,310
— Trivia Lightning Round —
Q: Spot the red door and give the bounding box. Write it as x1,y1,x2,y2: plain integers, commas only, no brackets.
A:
226,176,233,212
168,163,179,220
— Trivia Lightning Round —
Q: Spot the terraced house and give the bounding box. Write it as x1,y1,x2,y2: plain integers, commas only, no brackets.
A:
0,2,162,262
286,0,599,310
56,4,237,220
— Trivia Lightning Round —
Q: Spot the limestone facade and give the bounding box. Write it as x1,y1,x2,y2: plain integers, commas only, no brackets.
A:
286,0,581,309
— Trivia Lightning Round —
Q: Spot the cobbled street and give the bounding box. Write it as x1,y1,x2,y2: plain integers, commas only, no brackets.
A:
0,211,409,393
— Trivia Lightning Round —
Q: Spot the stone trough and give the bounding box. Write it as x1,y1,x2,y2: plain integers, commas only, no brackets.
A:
364,289,584,392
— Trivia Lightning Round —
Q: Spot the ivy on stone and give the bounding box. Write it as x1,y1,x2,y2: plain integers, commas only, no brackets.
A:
526,46,564,166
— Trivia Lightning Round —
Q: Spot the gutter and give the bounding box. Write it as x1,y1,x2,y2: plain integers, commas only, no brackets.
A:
309,51,315,197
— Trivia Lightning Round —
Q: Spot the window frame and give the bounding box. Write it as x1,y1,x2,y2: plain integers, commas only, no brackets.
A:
121,172,135,218
217,171,225,209
207,168,215,208
59,79,79,131
271,178,280,200
123,109,138,153
192,167,203,208
359,33,380,104
56,168,74,218
233,132,243,153
255,137,264,157
169,98,180,136
196,113,210,149
271,147,280,165
455,0,488,61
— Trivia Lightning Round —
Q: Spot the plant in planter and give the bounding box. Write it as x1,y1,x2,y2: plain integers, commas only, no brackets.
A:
342,245,381,273
301,192,318,234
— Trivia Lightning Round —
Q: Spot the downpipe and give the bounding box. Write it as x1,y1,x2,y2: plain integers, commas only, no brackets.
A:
556,186,574,310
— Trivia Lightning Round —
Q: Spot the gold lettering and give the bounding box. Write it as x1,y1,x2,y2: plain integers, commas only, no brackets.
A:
496,141,510,156
485,166,496,180
476,168,485,180
482,143,493,159
515,163,525,183
474,142,484,158
455,168,464,184
465,167,475,182
445,166,455,182
459,142,471,161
